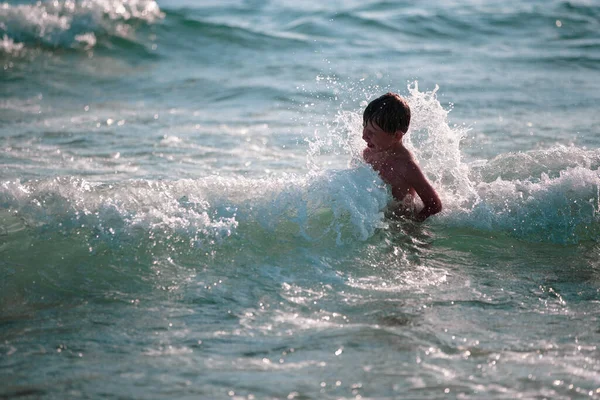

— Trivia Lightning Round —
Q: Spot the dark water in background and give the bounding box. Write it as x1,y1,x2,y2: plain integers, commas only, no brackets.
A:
2,0,600,398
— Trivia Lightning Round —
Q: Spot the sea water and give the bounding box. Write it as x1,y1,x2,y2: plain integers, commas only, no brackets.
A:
1,0,600,398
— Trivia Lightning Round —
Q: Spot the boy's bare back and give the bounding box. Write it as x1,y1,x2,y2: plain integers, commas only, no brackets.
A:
363,144,415,201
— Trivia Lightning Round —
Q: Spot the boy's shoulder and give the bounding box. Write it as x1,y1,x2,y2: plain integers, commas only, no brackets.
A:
392,145,413,158
387,147,425,178
388,145,415,165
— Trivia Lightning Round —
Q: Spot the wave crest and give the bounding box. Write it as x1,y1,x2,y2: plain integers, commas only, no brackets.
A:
0,0,163,53
0,167,388,258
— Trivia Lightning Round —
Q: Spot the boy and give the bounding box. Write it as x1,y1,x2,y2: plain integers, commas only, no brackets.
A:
362,92,442,221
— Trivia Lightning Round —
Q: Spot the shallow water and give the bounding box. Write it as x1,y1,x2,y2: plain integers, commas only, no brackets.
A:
2,0,600,398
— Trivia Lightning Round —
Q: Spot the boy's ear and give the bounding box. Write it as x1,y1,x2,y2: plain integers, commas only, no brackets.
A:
394,129,404,138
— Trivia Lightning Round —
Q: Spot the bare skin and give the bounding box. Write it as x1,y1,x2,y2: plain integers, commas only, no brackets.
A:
362,120,442,221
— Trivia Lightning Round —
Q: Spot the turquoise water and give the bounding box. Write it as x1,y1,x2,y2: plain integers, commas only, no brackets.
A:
2,0,600,398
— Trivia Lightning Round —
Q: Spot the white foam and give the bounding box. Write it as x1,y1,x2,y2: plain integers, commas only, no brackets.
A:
346,265,448,292
0,34,24,54
0,165,389,248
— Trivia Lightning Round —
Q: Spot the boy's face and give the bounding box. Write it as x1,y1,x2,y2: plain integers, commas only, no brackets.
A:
362,120,401,151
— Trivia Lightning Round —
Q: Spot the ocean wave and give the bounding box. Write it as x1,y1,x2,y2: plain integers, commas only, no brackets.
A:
0,168,389,312
470,146,600,183
446,165,600,243
0,167,389,252
1,151,598,314
0,0,163,54
1,143,599,275
2,91,600,311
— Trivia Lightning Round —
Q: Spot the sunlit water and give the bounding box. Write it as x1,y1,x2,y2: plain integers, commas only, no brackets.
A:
2,0,600,398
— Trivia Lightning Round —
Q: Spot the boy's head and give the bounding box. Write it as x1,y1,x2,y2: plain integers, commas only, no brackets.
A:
363,92,411,135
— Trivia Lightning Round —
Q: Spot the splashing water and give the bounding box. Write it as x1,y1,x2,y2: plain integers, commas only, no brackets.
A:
3,2,600,398
1,81,598,290
305,81,600,243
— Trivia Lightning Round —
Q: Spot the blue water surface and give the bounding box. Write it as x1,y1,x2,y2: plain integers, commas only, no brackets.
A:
1,0,600,398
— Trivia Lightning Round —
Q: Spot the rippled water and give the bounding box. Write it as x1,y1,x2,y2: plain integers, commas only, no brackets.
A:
2,0,600,398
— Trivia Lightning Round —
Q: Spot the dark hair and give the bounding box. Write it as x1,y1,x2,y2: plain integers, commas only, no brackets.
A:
363,92,411,134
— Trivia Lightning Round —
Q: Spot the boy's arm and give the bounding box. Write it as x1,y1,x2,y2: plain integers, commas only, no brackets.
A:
403,159,442,221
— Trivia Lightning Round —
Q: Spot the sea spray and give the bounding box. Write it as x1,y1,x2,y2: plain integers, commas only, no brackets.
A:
403,84,600,243
404,82,475,207
305,81,600,243
1,83,598,280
